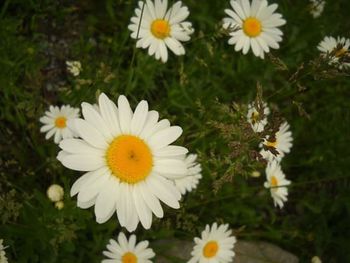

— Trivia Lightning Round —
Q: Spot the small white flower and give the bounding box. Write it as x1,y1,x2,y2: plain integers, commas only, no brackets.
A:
223,0,286,59
102,232,155,263
311,256,322,263
174,154,202,195
189,222,236,263
317,36,350,69
0,239,8,263
55,201,64,210
247,101,270,132
57,93,191,232
309,0,325,18
251,170,261,178
260,122,293,162
47,184,64,202
128,0,194,63
66,61,82,76
264,160,291,209
40,105,80,144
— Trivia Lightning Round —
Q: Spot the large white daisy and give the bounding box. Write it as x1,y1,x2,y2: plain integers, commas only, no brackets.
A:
40,105,80,144
264,160,291,208
57,93,190,232
247,101,270,132
317,36,350,69
128,0,194,63
174,153,202,195
102,232,155,263
260,121,293,162
189,222,236,263
223,0,286,58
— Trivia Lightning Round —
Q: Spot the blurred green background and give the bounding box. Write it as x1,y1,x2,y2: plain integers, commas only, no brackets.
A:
1,0,349,262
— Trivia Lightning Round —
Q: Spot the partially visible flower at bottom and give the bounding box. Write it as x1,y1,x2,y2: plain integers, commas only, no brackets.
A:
311,256,322,263
174,154,202,195
0,239,8,263
188,222,236,263
102,232,155,263
264,160,291,209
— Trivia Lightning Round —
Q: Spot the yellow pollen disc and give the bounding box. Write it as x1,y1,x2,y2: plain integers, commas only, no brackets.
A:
270,176,278,187
335,48,347,58
55,117,67,128
151,19,171,39
122,252,138,263
243,17,262,37
251,111,259,124
203,241,219,258
265,139,277,148
106,135,153,184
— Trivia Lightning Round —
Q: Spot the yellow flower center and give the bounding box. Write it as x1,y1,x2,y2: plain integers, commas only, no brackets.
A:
270,175,278,187
265,139,277,148
251,111,259,124
243,17,262,37
335,48,347,58
122,252,138,263
151,19,171,39
55,117,67,128
106,135,153,184
203,241,219,258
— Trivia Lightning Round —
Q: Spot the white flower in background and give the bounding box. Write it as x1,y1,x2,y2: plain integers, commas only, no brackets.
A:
40,105,80,144
55,201,64,210
128,0,194,63
57,93,190,232
102,232,155,263
309,0,325,18
264,160,291,208
247,101,270,132
189,222,236,263
317,36,350,69
66,61,82,76
47,184,64,202
251,170,261,178
0,239,8,263
174,154,202,195
260,122,293,162
311,256,322,263
223,0,286,58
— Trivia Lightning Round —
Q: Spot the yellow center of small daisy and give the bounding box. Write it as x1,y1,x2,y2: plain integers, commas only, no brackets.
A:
243,17,262,37
251,111,259,124
54,117,67,128
122,252,137,263
265,139,277,148
335,48,347,58
151,19,171,39
203,241,219,258
106,135,153,184
270,175,278,187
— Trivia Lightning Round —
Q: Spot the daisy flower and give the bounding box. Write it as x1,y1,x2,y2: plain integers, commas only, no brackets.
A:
189,222,236,263
128,0,194,63
260,121,293,162
317,36,350,69
47,184,64,202
66,60,82,76
174,153,202,195
264,160,291,208
102,232,155,263
57,93,190,232
309,0,325,18
247,101,270,132
223,0,286,58
0,239,8,263
40,105,80,144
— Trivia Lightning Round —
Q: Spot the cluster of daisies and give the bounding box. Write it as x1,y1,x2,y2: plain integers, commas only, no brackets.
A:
247,100,293,208
101,222,236,263
128,0,287,62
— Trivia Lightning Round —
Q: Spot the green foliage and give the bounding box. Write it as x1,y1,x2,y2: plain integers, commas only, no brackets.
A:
1,0,350,262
